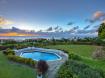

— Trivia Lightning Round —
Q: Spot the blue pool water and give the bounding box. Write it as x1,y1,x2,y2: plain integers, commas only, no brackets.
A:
21,51,61,61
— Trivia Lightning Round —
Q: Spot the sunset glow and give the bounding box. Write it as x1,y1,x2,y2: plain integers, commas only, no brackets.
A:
0,32,39,36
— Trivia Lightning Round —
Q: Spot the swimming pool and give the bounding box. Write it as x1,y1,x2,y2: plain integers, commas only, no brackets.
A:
20,51,61,61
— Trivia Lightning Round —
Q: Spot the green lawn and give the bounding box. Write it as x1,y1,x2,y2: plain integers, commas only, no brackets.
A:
45,45,96,58
45,45,105,72
82,58,105,72
0,52,36,78
1,44,105,78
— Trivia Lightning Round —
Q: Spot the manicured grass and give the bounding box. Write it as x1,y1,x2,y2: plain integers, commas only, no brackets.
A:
45,45,96,58
0,52,36,78
82,58,105,72
45,45,105,72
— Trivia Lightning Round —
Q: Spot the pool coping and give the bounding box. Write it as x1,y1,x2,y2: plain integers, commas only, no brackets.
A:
14,47,68,62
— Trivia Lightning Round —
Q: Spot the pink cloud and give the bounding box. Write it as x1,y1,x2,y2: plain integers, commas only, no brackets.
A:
0,16,13,26
93,11,105,20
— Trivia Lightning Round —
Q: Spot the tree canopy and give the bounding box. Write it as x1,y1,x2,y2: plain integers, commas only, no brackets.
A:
98,23,105,39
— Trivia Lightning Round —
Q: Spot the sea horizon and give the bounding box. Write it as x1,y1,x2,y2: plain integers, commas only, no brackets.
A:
0,34,98,40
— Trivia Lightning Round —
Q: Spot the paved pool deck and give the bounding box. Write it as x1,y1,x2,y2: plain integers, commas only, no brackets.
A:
47,54,68,78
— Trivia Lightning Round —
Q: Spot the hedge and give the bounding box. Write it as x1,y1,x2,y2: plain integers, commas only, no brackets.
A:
7,55,36,67
3,48,15,55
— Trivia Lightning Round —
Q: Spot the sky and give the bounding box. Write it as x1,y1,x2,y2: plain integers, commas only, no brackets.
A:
0,0,105,31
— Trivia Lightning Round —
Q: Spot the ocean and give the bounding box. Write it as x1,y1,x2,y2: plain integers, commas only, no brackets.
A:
0,34,98,40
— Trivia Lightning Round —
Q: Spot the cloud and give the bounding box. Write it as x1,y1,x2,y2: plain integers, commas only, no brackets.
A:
84,11,105,31
0,16,13,26
54,26,59,30
73,26,79,30
67,22,74,25
86,11,105,24
77,29,97,34
93,11,105,20
85,19,95,23
54,26,63,32
45,26,63,32
102,20,105,23
83,25,91,30
55,27,63,32
59,27,62,31
46,27,53,31
69,26,79,33
93,25,100,30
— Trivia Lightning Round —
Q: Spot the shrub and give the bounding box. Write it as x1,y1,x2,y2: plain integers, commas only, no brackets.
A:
7,55,36,67
0,46,7,50
92,47,105,59
56,60,104,78
56,49,81,60
3,48,15,55
103,46,105,51
61,49,69,54
56,63,75,78
67,60,104,78
68,53,81,61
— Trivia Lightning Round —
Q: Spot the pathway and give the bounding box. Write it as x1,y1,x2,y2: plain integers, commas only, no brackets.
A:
47,54,68,78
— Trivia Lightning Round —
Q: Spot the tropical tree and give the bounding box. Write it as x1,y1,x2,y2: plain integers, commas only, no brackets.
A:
98,23,105,39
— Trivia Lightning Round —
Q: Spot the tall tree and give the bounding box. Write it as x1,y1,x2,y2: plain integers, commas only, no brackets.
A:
98,23,105,39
